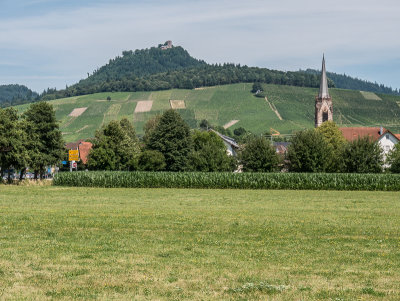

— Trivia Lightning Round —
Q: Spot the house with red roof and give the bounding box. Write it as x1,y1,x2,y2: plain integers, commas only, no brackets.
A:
65,140,93,165
339,127,400,165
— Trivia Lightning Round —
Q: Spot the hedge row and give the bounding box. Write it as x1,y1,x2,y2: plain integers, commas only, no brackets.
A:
53,171,400,191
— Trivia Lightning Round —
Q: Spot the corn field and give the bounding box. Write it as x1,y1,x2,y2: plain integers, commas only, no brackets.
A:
53,171,400,191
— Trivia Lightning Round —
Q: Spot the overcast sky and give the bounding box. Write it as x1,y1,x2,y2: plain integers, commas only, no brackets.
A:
1,0,399,92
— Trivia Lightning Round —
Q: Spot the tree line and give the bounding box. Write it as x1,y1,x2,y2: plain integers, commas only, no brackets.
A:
86,111,400,174
303,69,399,95
2,105,400,180
41,64,330,100
0,84,39,107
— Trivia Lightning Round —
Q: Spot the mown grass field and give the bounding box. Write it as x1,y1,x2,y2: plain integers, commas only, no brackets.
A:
14,83,400,142
1,186,400,300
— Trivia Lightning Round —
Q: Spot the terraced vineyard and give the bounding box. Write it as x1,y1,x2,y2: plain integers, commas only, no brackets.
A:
15,83,400,142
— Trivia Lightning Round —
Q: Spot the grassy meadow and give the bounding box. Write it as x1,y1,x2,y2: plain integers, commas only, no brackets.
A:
0,186,400,300
14,83,400,142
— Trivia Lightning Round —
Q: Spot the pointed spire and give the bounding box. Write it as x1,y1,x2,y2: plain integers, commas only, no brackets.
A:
318,54,330,99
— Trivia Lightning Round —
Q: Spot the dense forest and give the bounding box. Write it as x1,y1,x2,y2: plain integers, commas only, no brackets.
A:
81,46,207,85
0,84,39,107
42,63,336,100
303,69,399,95
40,45,336,100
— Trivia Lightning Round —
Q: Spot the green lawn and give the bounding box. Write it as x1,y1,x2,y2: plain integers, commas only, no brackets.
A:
0,186,399,300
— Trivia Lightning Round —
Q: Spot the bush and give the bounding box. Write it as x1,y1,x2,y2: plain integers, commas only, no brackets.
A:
387,144,400,173
138,150,166,171
342,136,383,173
53,171,400,191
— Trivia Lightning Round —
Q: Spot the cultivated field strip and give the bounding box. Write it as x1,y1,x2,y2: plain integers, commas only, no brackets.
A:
54,171,400,191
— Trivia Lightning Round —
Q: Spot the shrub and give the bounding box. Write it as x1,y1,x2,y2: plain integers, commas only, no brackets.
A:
387,144,400,173
342,136,383,173
138,150,166,171
240,136,280,172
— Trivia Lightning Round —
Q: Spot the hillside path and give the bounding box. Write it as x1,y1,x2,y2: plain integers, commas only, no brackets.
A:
265,97,283,120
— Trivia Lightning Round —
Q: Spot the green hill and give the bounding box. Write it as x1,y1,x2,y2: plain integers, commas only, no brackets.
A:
0,84,39,107
15,83,400,143
37,42,399,102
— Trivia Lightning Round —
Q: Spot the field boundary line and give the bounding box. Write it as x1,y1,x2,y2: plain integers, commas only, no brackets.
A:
265,97,283,120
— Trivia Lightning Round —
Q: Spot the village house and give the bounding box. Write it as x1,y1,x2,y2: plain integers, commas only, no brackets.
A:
65,140,93,164
210,130,239,157
339,127,400,165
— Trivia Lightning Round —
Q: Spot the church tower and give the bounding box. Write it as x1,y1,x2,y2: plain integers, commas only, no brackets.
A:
315,55,333,127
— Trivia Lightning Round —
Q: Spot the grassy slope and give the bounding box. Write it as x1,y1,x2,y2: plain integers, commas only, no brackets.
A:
15,83,400,142
0,186,399,300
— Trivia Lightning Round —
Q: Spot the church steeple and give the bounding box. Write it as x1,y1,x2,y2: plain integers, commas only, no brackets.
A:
318,54,330,99
315,54,333,127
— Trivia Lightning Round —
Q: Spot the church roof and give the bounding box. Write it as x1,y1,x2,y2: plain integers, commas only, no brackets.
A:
318,55,330,99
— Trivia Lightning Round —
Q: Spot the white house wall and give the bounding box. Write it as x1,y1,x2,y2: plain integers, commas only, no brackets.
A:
378,133,399,166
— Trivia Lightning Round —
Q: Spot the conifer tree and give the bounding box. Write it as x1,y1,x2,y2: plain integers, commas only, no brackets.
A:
146,109,193,171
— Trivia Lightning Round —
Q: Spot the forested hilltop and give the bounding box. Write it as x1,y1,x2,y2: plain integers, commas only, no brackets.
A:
0,84,39,107
39,43,398,101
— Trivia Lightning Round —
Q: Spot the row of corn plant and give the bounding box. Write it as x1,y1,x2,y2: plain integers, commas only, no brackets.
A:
53,171,400,191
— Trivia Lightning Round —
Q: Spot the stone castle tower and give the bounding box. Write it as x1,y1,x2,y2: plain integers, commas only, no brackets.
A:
315,55,333,127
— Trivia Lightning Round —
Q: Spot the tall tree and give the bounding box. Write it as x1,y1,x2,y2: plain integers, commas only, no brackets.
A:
316,121,346,172
146,109,193,171
23,102,64,179
287,129,332,172
143,114,161,144
88,118,140,170
0,108,29,181
240,136,280,172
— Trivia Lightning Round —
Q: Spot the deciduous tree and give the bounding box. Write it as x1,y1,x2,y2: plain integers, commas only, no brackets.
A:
240,136,280,172
189,130,236,172
88,118,140,170
23,102,64,179
0,108,29,181
287,129,332,172
316,121,346,172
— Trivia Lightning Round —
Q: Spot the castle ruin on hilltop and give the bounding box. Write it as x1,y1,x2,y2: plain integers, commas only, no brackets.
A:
160,40,173,50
